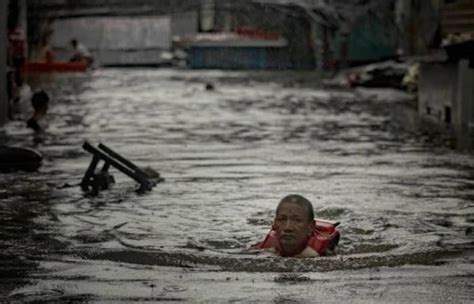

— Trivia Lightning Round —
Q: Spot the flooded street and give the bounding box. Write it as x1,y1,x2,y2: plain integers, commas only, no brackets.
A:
1,68,473,302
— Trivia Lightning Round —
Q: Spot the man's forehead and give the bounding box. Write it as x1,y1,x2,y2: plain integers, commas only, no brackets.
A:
276,201,307,214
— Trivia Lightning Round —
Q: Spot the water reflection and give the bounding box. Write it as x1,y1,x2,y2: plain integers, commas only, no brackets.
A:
0,69,473,301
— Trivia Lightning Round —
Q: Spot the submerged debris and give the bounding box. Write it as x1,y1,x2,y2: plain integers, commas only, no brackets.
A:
81,141,163,195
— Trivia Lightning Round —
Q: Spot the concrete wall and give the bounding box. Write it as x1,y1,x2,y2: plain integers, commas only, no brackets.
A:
418,60,474,149
455,59,474,149
0,0,8,125
418,63,458,124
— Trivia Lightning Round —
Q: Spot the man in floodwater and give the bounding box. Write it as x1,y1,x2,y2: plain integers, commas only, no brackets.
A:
69,39,93,66
254,194,340,257
26,90,49,132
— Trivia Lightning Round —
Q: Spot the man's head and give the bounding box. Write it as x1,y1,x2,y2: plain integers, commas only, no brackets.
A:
273,194,315,257
31,90,49,115
70,39,78,48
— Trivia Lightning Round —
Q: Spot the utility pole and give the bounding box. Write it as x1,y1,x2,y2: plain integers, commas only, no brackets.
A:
0,0,8,126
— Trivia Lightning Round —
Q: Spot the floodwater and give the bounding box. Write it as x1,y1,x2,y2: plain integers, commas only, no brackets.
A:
0,69,473,303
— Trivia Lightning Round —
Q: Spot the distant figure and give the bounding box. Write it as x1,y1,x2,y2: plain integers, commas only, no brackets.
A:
253,194,340,257
205,83,215,91
26,91,50,132
69,39,93,66
7,26,27,114
8,73,31,121
37,38,55,63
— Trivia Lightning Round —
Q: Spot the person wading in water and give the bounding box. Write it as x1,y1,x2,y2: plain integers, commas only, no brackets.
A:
26,90,49,132
253,194,340,257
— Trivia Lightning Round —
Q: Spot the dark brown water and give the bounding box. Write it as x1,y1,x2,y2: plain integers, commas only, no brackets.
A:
1,69,473,302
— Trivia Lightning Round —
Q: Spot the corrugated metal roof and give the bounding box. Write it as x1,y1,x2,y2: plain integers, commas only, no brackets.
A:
251,0,336,14
442,0,474,35
252,0,395,25
177,32,288,48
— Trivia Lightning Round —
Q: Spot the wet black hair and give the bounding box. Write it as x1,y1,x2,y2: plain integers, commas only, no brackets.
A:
205,83,215,91
70,39,78,46
31,90,49,110
276,194,314,222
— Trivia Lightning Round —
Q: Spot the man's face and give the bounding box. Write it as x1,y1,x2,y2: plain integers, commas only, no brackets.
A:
273,202,314,256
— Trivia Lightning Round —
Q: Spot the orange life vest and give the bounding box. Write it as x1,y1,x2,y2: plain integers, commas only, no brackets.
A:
255,219,340,257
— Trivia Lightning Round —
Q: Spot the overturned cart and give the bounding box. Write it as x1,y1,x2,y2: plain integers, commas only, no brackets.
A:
81,141,163,194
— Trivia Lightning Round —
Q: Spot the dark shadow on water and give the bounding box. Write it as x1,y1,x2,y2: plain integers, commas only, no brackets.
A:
77,247,461,273
0,175,70,298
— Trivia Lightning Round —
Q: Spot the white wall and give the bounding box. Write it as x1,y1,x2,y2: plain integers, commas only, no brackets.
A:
171,11,198,38
51,16,172,65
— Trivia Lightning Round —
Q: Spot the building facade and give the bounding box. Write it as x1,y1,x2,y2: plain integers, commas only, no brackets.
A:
417,0,474,149
209,0,316,69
